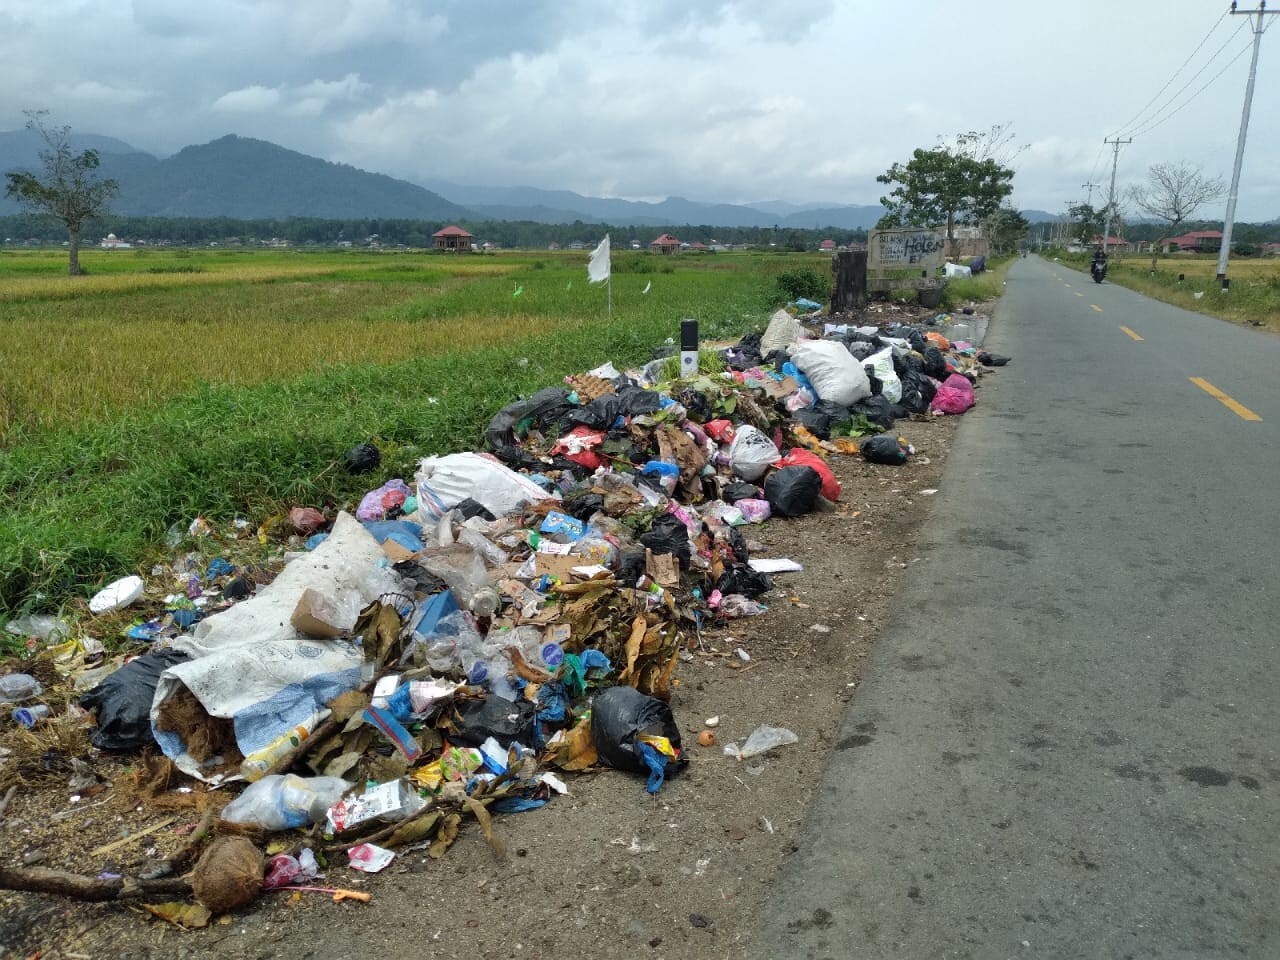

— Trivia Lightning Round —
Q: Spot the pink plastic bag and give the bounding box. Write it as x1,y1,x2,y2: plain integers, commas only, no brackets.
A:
931,374,975,414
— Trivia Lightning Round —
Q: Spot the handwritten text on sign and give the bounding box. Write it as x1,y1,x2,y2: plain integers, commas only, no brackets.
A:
869,229,945,270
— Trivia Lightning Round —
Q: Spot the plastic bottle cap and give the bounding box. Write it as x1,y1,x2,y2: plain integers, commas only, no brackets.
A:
540,642,564,668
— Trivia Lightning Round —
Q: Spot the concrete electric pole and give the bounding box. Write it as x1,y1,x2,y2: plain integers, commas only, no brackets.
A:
1216,1,1277,290
1101,138,1131,254
1081,182,1101,206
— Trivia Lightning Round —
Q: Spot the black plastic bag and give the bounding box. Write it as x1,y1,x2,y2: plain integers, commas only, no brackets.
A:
567,394,621,431
715,563,772,598
898,370,937,414
922,345,947,380
344,442,381,475
721,481,760,503
591,686,685,777
639,513,692,568
563,492,606,522
485,387,574,452
614,384,663,416
850,395,897,431
978,351,1011,366
861,433,911,465
451,696,538,748
763,465,822,517
793,406,835,439
616,546,648,586
454,498,496,522
80,647,191,750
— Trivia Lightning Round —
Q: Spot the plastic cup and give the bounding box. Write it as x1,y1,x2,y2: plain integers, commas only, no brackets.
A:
13,704,51,728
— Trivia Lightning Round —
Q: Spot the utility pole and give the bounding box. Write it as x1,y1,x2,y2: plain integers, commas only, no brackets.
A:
1081,181,1101,206
1216,1,1277,290
1101,138,1131,254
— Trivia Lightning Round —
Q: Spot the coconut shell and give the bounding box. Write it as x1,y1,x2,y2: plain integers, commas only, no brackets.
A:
191,836,264,914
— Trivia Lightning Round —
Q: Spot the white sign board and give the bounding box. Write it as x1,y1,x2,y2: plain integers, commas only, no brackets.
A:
869,229,945,271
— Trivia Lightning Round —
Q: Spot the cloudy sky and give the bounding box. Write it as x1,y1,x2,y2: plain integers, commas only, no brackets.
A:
2,0,1276,219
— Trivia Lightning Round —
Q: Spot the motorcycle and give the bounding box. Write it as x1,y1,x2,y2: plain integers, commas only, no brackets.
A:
1090,258,1107,283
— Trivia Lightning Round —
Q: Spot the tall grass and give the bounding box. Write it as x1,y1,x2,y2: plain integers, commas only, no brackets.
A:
1055,252,1278,330
0,250,778,615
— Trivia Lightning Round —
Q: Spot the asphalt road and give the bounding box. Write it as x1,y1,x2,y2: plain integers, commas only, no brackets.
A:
751,257,1280,960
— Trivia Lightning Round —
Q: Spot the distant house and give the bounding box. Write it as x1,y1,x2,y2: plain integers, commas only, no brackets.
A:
819,239,836,252
568,241,586,250
687,242,708,252
99,233,132,249
1164,230,1223,253
548,241,561,251
1089,234,1131,252
1262,242,1280,257
432,225,473,252
629,240,642,250
650,233,680,254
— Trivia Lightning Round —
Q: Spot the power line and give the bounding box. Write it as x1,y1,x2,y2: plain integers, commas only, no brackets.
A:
1108,8,1230,138
1121,19,1249,137
1128,36,1255,139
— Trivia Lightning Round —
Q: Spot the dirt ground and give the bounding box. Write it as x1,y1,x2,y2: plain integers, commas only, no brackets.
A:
0,307,980,960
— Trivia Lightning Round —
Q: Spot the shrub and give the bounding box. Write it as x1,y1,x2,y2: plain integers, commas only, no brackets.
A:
775,268,828,302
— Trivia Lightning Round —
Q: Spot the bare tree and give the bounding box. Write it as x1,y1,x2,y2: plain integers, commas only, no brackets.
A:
1128,162,1225,271
3,110,119,276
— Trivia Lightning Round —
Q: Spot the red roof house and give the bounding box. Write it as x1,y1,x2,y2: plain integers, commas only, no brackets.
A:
650,233,680,254
1165,230,1223,252
432,225,474,252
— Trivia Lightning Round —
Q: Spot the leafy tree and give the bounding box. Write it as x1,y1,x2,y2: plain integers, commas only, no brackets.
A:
1067,203,1105,247
876,128,1017,253
1127,162,1225,269
985,206,1029,255
4,111,119,276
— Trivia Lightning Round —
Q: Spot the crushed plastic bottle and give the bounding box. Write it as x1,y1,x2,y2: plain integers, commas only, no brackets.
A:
719,594,768,619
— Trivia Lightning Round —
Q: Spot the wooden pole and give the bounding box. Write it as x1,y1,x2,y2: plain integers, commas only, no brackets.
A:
830,251,867,313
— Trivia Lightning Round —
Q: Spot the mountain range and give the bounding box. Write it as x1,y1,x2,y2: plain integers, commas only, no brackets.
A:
1,128,1145,229
1,129,898,229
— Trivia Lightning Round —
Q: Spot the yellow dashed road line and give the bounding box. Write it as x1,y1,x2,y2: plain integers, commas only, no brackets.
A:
1120,326,1143,341
1091,304,1103,313
1189,378,1262,421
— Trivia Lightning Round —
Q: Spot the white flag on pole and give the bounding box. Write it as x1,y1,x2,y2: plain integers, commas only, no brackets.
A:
642,280,652,294
587,234,611,284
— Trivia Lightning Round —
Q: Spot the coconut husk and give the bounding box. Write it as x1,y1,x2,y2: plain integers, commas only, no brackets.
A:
190,836,263,914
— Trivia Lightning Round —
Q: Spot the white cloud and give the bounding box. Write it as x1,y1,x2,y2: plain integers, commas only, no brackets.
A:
212,86,283,114
0,0,1274,217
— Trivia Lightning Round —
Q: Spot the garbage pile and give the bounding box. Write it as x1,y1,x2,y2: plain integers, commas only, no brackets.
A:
1,306,1005,918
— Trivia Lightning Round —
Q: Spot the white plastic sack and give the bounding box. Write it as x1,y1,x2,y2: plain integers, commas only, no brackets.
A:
154,512,404,782
415,452,556,522
789,339,871,407
760,309,804,356
944,262,972,278
864,346,903,404
729,425,780,483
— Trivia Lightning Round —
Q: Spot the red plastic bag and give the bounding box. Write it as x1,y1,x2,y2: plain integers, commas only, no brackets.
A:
776,449,840,501
930,374,975,414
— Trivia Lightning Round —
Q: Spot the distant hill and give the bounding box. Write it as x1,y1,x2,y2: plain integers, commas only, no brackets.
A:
421,180,887,230
1,132,472,221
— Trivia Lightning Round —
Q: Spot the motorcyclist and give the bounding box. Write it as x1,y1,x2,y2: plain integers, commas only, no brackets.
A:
1091,246,1108,279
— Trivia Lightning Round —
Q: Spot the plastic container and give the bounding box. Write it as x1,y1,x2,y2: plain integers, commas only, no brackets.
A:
466,654,518,701
240,713,325,781
0,673,42,703
13,704,51,728
220,774,352,831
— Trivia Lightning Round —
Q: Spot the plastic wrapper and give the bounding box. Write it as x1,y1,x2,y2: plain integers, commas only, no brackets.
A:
728,425,780,483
